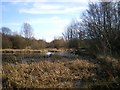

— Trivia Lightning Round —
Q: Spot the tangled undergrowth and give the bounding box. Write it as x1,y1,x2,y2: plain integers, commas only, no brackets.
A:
2,59,97,88
2,55,120,89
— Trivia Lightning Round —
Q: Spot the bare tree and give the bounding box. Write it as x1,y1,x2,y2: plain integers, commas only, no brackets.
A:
63,22,79,49
22,22,33,39
1,27,12,35
22,22,34,48
63,1,120,55
82,1,120,55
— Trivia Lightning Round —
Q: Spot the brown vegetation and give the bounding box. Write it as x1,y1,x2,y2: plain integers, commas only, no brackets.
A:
2,55,120,88
2,58,98,88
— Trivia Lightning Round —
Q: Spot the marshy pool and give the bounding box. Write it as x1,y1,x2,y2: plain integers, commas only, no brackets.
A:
2,51,78,64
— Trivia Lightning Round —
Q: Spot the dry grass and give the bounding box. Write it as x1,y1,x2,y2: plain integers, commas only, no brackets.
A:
2,53,120,88
2,59,97,88
1,48,65,54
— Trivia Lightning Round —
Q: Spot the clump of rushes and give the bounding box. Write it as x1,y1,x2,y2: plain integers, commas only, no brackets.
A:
2,59,97,88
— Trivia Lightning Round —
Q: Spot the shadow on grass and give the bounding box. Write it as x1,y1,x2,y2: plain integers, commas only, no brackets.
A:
77,52,120,89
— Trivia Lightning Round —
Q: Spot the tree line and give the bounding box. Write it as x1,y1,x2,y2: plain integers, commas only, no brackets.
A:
63,1,120,56
1,23,66,49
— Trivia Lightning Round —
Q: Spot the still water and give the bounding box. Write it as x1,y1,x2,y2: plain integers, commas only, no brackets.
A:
2,51,78,64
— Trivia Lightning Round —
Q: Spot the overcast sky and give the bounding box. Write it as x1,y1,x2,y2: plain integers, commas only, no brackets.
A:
1,0,91,42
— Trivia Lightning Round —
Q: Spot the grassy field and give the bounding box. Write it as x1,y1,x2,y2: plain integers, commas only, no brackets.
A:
1,51,120,89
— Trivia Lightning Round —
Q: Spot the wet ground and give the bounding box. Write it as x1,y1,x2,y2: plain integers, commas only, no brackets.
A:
2,51,78,64
2,51,120,88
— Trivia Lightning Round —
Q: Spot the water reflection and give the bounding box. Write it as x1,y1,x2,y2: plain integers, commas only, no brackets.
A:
2,51,78,64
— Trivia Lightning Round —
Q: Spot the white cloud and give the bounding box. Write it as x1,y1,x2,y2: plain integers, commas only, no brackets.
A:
3,0,119,3
2,0,48,3
2,0,87,3
35,28,64,42
33,3,63,10
19,3,88,14
28,16,70,26
28,16,70,42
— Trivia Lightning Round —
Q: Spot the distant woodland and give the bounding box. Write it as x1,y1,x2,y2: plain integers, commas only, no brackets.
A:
0,26,65,49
